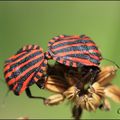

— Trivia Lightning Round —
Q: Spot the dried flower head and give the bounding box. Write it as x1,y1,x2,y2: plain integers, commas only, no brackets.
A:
44,64,120,119
74,82,104,111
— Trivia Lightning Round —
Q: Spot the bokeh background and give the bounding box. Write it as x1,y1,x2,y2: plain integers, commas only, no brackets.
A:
0,1,120,119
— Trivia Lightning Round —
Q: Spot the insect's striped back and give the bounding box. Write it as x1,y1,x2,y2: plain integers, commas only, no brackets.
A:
4,45,47,95
48,35,102,67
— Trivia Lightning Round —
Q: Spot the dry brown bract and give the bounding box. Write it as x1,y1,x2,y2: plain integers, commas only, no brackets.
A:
74,82,104,111
97,66,120,106
44,65,120,119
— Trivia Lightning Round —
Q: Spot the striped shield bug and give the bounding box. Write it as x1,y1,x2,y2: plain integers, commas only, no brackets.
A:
3,35,120,119
4,45,47,100
47,34,102,67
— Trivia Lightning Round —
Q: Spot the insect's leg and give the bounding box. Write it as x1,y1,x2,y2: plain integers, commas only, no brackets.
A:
36,77,45,89
72,105,82,120
25,87,46,100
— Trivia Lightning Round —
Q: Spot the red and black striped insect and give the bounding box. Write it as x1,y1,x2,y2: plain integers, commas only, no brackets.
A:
3,35,119,119
47,34,102,67
47,34,102,86
4,45,47,99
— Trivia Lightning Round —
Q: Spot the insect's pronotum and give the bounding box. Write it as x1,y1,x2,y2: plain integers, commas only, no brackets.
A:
4,35,120,119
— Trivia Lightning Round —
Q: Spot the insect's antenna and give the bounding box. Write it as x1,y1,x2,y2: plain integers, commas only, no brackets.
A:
103,57,120,69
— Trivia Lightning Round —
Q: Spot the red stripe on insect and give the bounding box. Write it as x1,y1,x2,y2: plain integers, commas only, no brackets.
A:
52,42,96,52
8,60,43,85
40,66,46,71
13,83,18,91
4,64,10,73
5,54,43,79
59,58,64,64
28,45,32,49
51,38,77,47
4,50,41,74
81,36,91,40
44,59,47,64
34,45,39,49
59,35,65,38
58,52,100,61
53,37,59,40
5,52,26,64
34,77,38,82
23,46,27,51
68,57,97,66
51,37,91,47
72,62,77,67
19,72,35,94
37,72,43,77
39,47,43,51
65,60,70,66
6,50,41,70
59,35,80,40
55,50,99,58
45,51,52,59
49,39,55,43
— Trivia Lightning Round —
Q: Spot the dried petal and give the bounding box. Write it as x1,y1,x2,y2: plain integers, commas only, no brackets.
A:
63,86,80,100
89,82,105,97
105,84,120,103
44,94,64,105
85,100,91,111
75,94,99,111
45,76,67,93
75,95,85,109
97,66,118,86
103,99,111,110
92,93,101,106
87,100,96,111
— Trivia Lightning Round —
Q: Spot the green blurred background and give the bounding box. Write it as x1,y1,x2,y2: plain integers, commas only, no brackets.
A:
0,1,120,119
